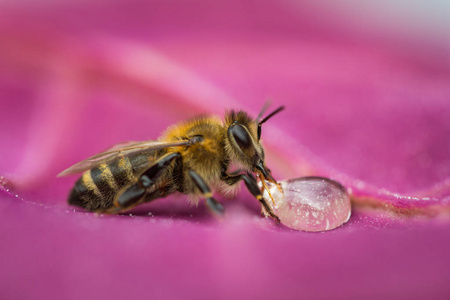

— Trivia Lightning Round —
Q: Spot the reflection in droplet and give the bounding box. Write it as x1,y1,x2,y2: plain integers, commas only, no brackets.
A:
258,177,351,232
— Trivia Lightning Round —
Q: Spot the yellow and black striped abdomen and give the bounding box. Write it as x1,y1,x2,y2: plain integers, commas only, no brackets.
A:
68,154,151,211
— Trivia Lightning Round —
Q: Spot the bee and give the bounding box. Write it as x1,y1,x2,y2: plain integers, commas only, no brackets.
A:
58,105,285,220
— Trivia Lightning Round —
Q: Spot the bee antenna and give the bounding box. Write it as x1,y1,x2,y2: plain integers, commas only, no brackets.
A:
257,105,285,140
256,101,272,124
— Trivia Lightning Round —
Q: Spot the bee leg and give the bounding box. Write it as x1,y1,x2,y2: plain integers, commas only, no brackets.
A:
109,152,181,213
222,172,280,222
241,173,280,222
188,170,224,217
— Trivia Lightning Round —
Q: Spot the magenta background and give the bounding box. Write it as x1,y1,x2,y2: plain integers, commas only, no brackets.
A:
1,1,450,299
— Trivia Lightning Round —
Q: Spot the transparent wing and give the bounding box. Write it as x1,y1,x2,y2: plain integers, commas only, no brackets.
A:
58,140,189,177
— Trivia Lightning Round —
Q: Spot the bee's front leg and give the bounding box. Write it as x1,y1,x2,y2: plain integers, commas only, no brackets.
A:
221,172,280,222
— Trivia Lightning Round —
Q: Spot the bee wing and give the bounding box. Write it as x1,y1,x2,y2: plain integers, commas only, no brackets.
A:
57,140,189,177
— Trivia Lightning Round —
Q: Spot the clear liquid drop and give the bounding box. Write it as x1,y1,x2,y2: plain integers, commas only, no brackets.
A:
259,176,351,232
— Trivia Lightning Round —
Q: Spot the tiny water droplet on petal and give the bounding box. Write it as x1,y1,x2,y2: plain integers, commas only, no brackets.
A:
259,177,351,232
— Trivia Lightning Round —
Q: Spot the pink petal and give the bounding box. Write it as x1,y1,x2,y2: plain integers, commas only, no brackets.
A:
1,1,450,299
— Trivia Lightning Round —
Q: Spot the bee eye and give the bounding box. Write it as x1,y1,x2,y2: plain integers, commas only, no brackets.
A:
228,124,252,150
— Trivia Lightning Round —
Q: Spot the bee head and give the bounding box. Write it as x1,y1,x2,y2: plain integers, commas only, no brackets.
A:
225,105,284,182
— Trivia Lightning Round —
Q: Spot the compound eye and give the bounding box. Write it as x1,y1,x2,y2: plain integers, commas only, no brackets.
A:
228,124,252,150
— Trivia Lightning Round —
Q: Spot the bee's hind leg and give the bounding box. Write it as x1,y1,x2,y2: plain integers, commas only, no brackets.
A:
107,152,181,213
188,170,225,217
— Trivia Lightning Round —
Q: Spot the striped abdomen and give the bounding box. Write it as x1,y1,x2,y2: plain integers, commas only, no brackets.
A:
68,154,152,211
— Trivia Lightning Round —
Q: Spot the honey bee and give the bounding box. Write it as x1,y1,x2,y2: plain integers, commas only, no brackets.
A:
58,105,285,220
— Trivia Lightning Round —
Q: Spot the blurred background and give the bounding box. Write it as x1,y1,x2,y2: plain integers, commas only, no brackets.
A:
1,0,450,194
1,1,450,299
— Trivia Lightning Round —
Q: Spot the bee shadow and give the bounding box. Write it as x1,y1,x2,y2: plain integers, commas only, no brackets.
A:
124,195,211,221
121,194,262,222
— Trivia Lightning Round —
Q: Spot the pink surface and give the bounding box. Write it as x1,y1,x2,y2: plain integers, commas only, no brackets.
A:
1,1,450,299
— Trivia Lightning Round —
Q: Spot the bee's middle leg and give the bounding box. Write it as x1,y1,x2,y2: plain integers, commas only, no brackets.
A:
107,152,181,213
188,170,224,217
